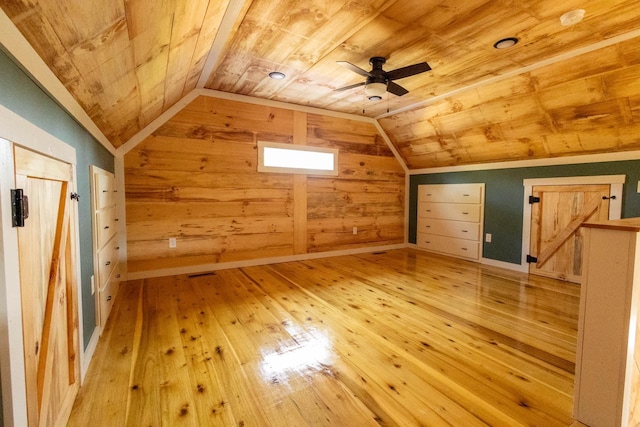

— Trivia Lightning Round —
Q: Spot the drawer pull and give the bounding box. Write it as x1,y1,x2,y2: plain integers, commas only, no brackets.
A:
116,274,121,279
106,296,112,302
462,212,469,215
463,194,470,197
102,190,108,193
105,261,111,266
425,225,431,228
461,248,468,251
116,246,120,250
462,230,468,233
426,210,431,212
104,225,109,229
115,218,119,222
426,193,432,196
425,241,431,244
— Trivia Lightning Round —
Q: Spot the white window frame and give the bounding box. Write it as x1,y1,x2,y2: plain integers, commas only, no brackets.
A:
257,141,338,176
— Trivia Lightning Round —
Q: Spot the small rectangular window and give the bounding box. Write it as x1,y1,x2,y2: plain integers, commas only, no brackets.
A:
258,141,338,175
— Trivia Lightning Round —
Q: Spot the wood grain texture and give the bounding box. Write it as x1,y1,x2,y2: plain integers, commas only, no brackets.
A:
15,148,80,426
4,0,640,166
69,249,581,426
380,36,640,168
124,96,404,273
1,0,231,146
529,185,610,283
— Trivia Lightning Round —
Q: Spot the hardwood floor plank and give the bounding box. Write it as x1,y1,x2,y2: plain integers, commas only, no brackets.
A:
265,261,570,425
69,249,581,426
239,265,462,426
69,280,142,425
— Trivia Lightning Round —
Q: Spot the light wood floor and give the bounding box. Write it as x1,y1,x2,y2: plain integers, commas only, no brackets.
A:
69,249,583,426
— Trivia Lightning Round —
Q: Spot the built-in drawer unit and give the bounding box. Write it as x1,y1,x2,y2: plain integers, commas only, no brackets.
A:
416,183,485,261
91,166,121,333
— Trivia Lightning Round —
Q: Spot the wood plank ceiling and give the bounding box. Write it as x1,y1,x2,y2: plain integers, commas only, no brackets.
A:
1,0,640,168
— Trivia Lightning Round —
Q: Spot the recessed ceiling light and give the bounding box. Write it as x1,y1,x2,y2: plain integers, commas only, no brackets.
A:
493,37,519,49
269,71,286,80
560,9,585,27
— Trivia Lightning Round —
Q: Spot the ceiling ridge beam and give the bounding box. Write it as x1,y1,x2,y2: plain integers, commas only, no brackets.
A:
196,0,250,88
376,28,640,120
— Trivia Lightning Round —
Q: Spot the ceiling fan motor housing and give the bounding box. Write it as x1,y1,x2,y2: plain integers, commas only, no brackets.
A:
369,57,388,84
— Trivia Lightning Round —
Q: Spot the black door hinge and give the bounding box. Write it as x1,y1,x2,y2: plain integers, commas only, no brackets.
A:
526,255,538,263
70,192,80,201
529,196,540,204
11,189,29,227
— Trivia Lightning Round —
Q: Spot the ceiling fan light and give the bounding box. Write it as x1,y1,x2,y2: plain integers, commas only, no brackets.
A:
269,71,286,79
368,95,383,101
365,82,387,97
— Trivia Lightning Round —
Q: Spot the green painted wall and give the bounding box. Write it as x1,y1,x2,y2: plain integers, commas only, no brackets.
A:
410,160,640,265
0,48,114,353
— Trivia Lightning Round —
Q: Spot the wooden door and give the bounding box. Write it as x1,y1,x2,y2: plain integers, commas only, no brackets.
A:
529,184,611,283
14,146,80,426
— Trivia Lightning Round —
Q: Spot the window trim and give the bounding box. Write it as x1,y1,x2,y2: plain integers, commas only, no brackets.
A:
257,140,339,176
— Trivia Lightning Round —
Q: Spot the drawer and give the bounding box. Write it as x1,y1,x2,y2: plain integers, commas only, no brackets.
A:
417,202,481,222
95,172,116,209
97,236,120,286
98,266,120,329
418,184,483,204
417,218,480,241
416,233,480,260
96,206,117,248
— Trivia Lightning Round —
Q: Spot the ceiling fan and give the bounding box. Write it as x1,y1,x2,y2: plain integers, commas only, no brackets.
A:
334,56,431,100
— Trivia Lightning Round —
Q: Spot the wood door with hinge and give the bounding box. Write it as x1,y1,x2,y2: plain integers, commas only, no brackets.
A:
14,146,80,427
529,184,611,283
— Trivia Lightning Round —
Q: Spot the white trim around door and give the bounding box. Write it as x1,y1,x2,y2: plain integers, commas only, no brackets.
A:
0,104,82,427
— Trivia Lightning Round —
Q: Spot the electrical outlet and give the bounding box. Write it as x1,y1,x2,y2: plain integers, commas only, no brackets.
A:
169,237,177,248
91,275,95,295
485,233,492,243
637,180,640,193
353,227,357,235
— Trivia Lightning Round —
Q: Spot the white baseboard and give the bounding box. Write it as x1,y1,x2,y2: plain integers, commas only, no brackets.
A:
127,244,407,280
480,257,527,273
407,243,527,273
80,326,101,383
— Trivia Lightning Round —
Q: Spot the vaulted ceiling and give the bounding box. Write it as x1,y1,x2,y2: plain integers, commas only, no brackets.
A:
1,0,640,168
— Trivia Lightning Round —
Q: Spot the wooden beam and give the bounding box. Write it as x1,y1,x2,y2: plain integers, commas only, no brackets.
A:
293,111,307,255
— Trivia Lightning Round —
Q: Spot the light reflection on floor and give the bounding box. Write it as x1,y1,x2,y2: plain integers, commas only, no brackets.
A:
260,325,333,384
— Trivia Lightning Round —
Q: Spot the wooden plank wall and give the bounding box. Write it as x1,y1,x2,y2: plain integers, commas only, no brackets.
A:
124,96,404,273
380,36,640,169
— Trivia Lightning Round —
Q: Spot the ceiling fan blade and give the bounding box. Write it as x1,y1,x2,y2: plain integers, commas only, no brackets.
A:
387,81,409,96
334,81,366,92
336,61,371,77
386,62,431,80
